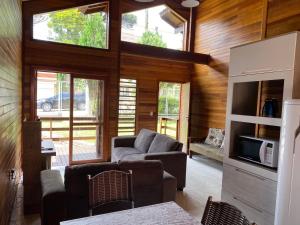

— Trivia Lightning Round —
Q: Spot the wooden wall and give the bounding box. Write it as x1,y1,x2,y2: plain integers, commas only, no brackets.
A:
266,0,300,38
0,0,22,224
22,0,121,160
191,0,300,138
22,0,195,161
121,53,191,132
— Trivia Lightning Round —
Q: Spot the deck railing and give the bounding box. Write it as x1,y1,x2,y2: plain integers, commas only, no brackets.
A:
159,117,179,140
40,117,98,141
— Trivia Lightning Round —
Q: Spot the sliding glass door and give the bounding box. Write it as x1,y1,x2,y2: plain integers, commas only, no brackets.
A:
69,76,105,164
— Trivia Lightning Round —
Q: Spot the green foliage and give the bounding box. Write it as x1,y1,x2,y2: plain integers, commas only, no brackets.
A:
79,14,107,48
158,96,179,115
138,31,167,48
122,14,137,29
48,9,106,48
48,9,84,44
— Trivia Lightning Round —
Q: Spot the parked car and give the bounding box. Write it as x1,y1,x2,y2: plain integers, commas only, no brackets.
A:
37,92,86,112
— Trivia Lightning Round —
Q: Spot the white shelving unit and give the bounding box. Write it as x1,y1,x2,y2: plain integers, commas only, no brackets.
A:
222,31,300,225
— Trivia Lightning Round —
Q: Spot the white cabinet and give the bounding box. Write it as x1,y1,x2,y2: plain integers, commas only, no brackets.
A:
222,190,274,225
229,32,299,77
222,164,277,215
222,32,300,225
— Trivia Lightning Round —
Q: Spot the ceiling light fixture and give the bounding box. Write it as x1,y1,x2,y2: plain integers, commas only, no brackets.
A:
181,0,200,8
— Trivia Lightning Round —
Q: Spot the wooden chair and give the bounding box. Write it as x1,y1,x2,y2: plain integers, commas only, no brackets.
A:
87,170,134,216
201,196,256,225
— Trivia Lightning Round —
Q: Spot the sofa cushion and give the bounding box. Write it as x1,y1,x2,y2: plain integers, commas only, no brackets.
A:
122,153,145,161
148,134,179,153
134,129,157,153
112,147,142,162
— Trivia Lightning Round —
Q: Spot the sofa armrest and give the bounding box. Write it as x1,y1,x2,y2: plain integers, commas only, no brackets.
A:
111,136,136,148
144,152,187,190
41,170,67,225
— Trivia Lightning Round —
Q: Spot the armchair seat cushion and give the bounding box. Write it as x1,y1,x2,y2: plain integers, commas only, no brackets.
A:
148,134,180,153
112,147,142,162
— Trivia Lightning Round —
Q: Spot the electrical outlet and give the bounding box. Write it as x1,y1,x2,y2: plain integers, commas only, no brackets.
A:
8,169,16,180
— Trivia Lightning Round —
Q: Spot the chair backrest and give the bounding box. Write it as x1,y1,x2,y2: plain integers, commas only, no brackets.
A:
87,170,133,211
201,196,256,225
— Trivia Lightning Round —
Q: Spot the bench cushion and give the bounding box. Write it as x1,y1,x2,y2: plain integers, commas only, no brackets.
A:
190,143,224,162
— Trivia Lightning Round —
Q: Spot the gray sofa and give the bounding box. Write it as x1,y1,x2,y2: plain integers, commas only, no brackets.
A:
111,129,187,190
41,160,177,225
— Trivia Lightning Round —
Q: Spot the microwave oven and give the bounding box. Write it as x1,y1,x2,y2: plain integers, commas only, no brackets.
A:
237,136,279,168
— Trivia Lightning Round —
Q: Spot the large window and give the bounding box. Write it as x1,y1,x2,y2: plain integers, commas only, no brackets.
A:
121,5,186,51
33,3,109,49
118,79,137,136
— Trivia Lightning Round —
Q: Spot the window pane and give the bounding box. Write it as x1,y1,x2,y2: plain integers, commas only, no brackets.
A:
121,5,185,51
33,3,108,49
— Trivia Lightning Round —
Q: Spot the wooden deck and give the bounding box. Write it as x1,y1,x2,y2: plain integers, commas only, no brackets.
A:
51,141,102,167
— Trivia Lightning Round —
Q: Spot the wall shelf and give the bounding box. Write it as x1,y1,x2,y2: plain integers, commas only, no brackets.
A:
230,114,282,127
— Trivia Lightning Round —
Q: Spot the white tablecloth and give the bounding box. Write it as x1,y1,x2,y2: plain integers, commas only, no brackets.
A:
60,202,202,225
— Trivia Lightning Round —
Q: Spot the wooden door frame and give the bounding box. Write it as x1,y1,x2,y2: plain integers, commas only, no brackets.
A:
156,80,183,139
32,68,109,166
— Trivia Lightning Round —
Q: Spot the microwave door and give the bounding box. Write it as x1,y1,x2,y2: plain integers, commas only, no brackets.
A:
259,141,267,164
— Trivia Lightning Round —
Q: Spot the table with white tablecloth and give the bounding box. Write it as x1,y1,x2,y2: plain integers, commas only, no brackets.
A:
60,202,202,225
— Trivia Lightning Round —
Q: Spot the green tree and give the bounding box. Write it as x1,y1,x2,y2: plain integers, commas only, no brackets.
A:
79,14,107,48
138,31,167,48
48,9,84,44
122,14,137,29
48,9,106,48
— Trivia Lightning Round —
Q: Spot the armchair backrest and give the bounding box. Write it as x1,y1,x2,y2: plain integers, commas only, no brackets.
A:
118,160,164,207
64,162,119,219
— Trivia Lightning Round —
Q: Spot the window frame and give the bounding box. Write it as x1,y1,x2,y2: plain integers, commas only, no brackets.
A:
120,4,188,51
118,78,138,136
31,1,111,51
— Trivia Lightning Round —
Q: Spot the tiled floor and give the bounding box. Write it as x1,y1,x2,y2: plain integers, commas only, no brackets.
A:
10,156,223,224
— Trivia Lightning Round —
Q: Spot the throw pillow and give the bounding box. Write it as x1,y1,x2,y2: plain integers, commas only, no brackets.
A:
134,129,157,153
220,138,225,149
148,134,179,153
204,128,225,148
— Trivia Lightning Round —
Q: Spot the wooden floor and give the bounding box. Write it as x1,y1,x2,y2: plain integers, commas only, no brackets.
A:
51,141,102,167
10,156,223,225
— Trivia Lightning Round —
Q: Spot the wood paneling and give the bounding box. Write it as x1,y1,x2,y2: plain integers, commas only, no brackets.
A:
121,53,192,132
0,0,22,224
191,0,264,137
266,0,300,38
22,0,121,161
121,41,210,64
191,0,300,138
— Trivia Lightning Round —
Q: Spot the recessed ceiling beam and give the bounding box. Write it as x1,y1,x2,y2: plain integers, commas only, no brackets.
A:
121,41,210,65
